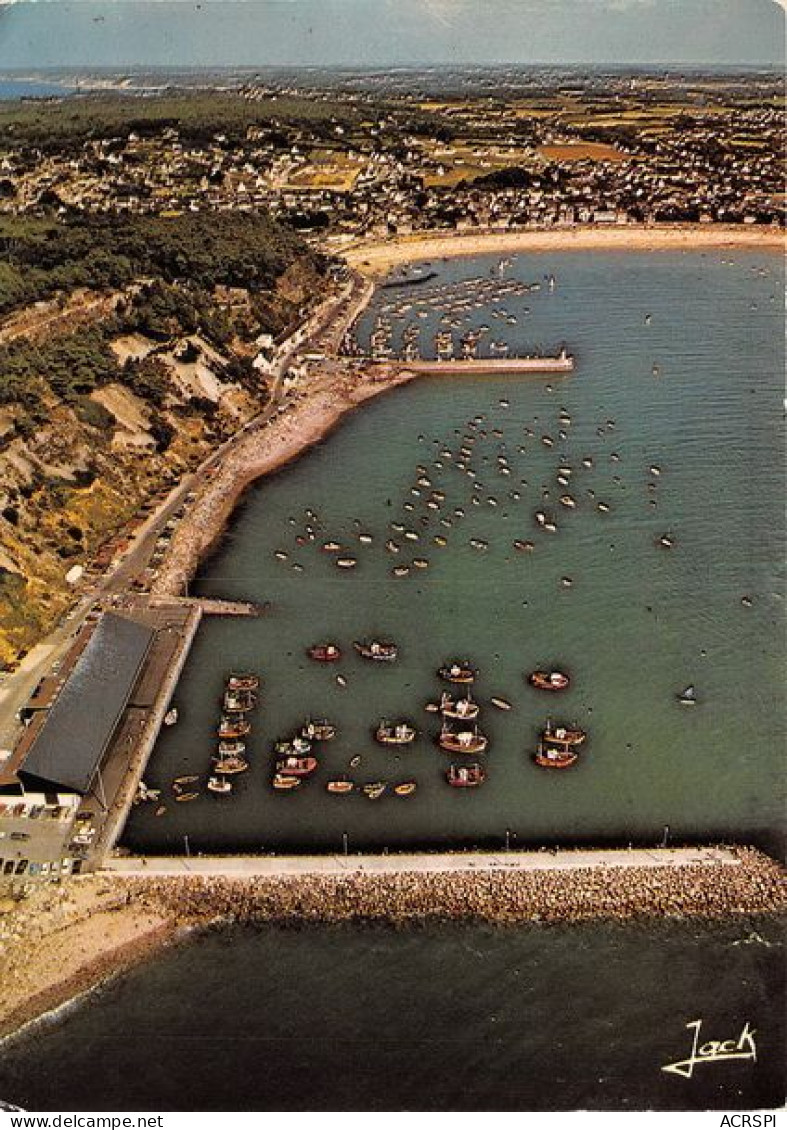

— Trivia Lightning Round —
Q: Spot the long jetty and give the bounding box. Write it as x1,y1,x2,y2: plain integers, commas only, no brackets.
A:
394,355,575,376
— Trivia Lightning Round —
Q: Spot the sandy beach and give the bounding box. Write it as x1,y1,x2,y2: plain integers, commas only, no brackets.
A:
1,846,784,1040
342,224,785,277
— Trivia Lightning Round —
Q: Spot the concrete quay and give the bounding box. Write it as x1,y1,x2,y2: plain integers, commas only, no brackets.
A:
105,845,740,877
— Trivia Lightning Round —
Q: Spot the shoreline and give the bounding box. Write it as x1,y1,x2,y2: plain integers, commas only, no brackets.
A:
1,845,784,1040
342,223,784,277
155,224,784,592
153,362,417,595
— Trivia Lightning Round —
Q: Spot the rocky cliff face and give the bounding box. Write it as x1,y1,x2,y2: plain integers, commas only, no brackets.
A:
0,258,324,668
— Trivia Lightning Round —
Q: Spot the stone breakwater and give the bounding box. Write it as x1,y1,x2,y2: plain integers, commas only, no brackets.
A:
0,848,784,1038
127,847,786,926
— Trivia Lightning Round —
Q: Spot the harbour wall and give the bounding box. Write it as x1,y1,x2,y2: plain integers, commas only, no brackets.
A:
393,357,575,375
106,845,786,925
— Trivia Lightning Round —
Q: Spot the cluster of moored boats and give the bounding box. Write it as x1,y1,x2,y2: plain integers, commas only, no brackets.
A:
270,710,417,800
205,672,260,797
346,266,554,363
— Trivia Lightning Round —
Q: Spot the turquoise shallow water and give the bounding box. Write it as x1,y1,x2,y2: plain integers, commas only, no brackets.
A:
123,249,785,855
1,916,783,1111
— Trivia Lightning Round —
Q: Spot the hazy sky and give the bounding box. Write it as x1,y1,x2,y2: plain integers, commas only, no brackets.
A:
0,0,784,70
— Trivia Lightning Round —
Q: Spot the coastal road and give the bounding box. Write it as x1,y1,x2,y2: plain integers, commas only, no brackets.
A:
104,845,740,876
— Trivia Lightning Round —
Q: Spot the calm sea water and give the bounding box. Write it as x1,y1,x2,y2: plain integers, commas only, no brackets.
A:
0,916,783,1111
0,78,73,100
123,249,785,856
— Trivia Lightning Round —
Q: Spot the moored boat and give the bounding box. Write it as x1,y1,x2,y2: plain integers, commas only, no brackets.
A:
175,792,199,802
228,672,260,692
446,762,485,788
223,689,257,712
218,715,251,739
534,742,578,769
276,755,318,777
375,720,417,745
301,719,337,741
272,774,301,791
207,775,232,795
438,661,476,685
438,723,488,755
212,755,249,775
440,692,479,720
362,781,387,799
677,685,697,706
326,779,354,794
354,640,399,662
163,707,178,726
543,719,587,746
218,740,246,756
394,781,417,797
173,775,199,786
490,697,512,711
529,670,570,692
308,643,342,662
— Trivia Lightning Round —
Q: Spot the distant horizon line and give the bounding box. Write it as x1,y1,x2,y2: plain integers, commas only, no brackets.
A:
1,62,784,75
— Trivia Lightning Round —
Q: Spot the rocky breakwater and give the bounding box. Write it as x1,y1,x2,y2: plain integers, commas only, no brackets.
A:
128,847,786,927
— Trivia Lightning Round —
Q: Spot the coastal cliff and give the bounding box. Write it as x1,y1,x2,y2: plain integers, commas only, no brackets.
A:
0,212,326,667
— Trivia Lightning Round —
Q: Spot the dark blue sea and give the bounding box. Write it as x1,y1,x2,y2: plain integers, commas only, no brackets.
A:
0,916,783,1111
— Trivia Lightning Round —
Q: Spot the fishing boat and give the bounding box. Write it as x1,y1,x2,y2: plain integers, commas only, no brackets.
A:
353,640,399,662
446,763,485,788
362,781,387,800
438,661,476,685
223,689,256,712
275,755,318,777
375,720,417,745
543,719,586,746
301,720,337,741
218,740,246,756
175,792,199,803
218,715,251,739
534,742,578,769
529,670,570,692
207,776,232,795
163,707,178,726
274,736,313,755
394,781,417,797
212,755,249,775
326,779,354,794
228,673,260,691
677,685,697,706
307,643,341,662
438,723,488,755
272,774,301,791
440,692,479,721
